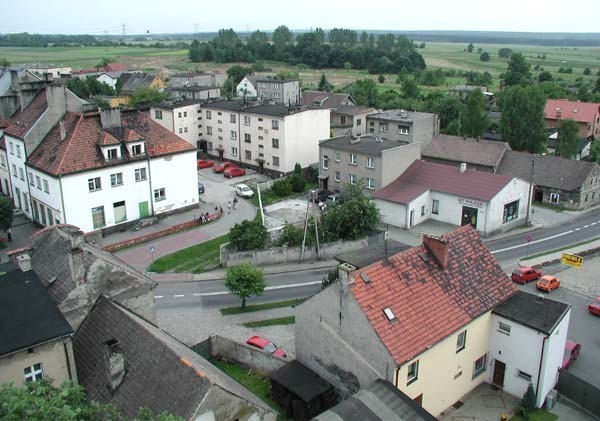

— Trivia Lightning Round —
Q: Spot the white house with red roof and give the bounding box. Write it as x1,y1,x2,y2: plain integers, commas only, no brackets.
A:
373,160,530,236
544,99,600,139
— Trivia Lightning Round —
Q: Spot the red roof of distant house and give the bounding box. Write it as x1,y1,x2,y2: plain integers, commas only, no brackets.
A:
350,225,517,365
373,160,512,204
104,62,126,72
544,99,600,123
27,110,195,176
4,90,48,139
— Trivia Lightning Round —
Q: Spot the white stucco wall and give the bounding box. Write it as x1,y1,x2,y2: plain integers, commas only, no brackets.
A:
538,310,570,407
96,74,117,90
28,166,64,225
236,77,257,98
484,178,530,235
5,135,32,219
282,109,330,173
148,151,198,215
375,198,409,228
150,108,175,132
0,149,11,197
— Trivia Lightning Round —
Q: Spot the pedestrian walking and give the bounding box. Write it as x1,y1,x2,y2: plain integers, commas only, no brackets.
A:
233,197,238,210
7,228,11,242
227,201,232,214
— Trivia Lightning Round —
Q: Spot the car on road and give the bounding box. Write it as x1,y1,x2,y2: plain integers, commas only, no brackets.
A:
588,296,600,316
246,335,287,358
309,188,331,203
235,183,254,198
214,161,236,173
536,275,560,292
197,159,214,169
562,340,581,369
198,182,205,194
511,266,542,284
224,166,246,178
326,192,344,205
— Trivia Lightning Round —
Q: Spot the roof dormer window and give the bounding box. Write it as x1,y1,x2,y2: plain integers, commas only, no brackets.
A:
106,147,119,161
129,142,145,157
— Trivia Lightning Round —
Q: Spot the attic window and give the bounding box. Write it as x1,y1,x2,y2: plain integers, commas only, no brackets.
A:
383,307,396,321
360,272,371,284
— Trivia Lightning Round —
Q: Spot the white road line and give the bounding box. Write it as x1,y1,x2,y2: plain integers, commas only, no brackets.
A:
154,295,164,299
173,294,185,298
584,225,590,228
165,280,323,298
492,230,574,254
592,222,597,226
575,228,581,231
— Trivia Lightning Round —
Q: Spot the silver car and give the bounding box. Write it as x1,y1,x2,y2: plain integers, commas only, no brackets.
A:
235,183,254,198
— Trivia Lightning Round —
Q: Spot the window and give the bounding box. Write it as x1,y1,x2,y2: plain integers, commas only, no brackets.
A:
113,200,127,223
243,133,251,143
258,117,263,122
245,150,252,160
231,146,238,156
349,154,357,165
16,145,21,158
550,193,559,204
228,114,236,123
24,363,43,382
367,178,375,190
398,124,410,135
178,128,183,134
207,141,213,151
88,177,101,192
9,142,14,155
19,168,24,181
43,180,49,193
335,151,341,162
349,174,356,185
46,207,53,225
22,192,29,212
184,127,188,133
135,167,147,182
258,126,263,131
456,331,467,353
335,171,341,182
273,156,280,167
110,172,123,187
503,200,519,223
407,360,419,385
154,188,166,202
322,155,329,169
0,155,5,167
230,130,237,140
206,110,212,120
473,354,487,379
341,116,346,125
517,370,532,382
383,307,396,320
91,206,105,229
244,115,251,125
28,172,34,186
379,122,388,132
107,148,118,160
131,144,143,156
272,138,279,149
178,112,182,118
498,321,511,335
154,110,163,119
183,111,187,117
421,205,425,216
367,157,374,168
432,199,440,215
357,118,362,126
11,164,16,177
272,120,279,130
206,126,213,135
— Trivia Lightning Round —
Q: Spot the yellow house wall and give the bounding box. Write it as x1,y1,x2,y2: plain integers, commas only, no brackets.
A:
395,312,492,416
108,97,130,107
0,338,76,387
150,77,166,90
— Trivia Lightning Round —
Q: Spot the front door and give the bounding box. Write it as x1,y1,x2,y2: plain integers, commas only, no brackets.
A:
258,161,264,174
413,394,423,406
409,209,414,227
493,360,506,387
15,187,21,209
138,201,149,218
534,189,543,203
218,150,224,161
113,201,127,224
461,206,478,228
321,177,328,191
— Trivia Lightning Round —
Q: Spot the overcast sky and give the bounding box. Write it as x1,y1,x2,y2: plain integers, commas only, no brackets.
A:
3,0,599,35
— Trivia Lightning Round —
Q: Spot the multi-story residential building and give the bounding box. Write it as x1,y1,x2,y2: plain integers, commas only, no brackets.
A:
318,135,421,195
366,109,439,147
170,71,226,88
167,85,221,101
544,99,600,139
200,100,329,176
151,99,204,148
330,106,376,137
0,137,11,197
255,77,301,105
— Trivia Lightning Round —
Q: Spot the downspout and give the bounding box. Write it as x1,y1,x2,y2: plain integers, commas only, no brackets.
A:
146,155,155,216
238,112,242,166
535,334,549,406
58,175,67,224
63,340,73,381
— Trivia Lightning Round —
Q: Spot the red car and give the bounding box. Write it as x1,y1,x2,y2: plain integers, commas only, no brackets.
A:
536,275,560,292
197,159,214,169
562,340,581,369
246,335,287,358
511,266,542,284
213,161,236,173
223,166,246,178
588,296,600,316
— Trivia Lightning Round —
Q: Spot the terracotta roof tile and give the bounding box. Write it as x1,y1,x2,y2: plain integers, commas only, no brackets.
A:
545,99,600,124
27,110,195,176
350,225,517,365
4,90,47,139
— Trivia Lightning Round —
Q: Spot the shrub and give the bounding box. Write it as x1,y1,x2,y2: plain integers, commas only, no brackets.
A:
277,223,304,247
519,383,537,419
289,174,306,192
229,220,268,251
271,178,293,197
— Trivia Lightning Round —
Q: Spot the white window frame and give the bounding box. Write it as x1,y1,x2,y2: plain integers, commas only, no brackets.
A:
456,330,467,353
335,171,341,182
407,360,419,385
230,114,237,123
272,138,279,149
272,120,279,130
154,187,166,202
244,115,251,126
367,178,375,190
273,156,280,167
473,354,487,379
28,172,34,186
91,206,105,229
517,370,532,382
88,178,102,192
398,124,410,135
24,363,43,382
110,172,123,187
349,174,356,185
43,179,49,193
349,154,357,165
135,167,147,182
322,155,329,170
107,148,118,160
230,130,237,140
231,146,238,156
206,110,212,120
379,122,388,133
498,321,511,335
131,144,143,156
154,110,163,119
335,151,341,162
367,156,375,168
550,193,559,204
432,199,440,215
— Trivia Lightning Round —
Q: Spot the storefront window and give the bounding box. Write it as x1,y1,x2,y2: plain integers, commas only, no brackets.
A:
503,200,519,223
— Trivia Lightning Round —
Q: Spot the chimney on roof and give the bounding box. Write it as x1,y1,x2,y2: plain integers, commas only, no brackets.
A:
350,135,361,144
338,262,356,292
460,162,467,173
104,339,126,391
59,120,66,141
16,254,32,272
100,108,122,129
67,230,85,286
555,107,561,118
423,234,449,269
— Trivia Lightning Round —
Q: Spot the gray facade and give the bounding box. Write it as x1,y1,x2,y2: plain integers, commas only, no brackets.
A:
256,78,300,105
295,268,396,398
330,106,376,138
168,86,221,101
319,135,421,195
366,110,439,147
170,72,226,88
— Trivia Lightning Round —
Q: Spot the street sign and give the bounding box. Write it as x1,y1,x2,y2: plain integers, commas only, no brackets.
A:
561,253,583,269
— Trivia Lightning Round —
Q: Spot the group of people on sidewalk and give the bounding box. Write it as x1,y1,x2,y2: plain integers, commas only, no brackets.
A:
227,197,238,214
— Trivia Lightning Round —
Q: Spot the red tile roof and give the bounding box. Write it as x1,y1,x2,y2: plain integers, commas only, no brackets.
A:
4,90,48,139
27,110,195,176
373,160,512,204
544,99,600,123
350,225,517,365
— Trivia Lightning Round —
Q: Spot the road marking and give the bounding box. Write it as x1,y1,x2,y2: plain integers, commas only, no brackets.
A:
492,230,574,254
592,222,597,226
575,228,581,231
173,294,185,298
154,295,164,299
162,280,323,298
584,225,590,228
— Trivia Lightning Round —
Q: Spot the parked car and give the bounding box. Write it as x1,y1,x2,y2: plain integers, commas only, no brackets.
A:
246,335,287,358
198,182,205,194
511,266,542,284
214,161,235,173
309,188,331,203
588,296,600,316
536,275,560,292
224,167,246,178
235,183,254,198
326,192,344,205
197,159,214,169
562,340,581,369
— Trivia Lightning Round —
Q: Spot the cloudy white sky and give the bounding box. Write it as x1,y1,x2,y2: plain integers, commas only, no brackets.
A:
2,0,599,34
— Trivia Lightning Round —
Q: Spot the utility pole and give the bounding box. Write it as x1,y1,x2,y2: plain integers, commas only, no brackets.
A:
300,191,312,261
121,23,126,36
313,198,320,260
525,155,535,225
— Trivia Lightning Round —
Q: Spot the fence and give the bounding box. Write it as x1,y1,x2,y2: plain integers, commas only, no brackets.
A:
555,369,600,417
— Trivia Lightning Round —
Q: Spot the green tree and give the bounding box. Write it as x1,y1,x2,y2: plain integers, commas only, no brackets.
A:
226,65,252,86
538,71,553,83
221,79,235,99
225,263,266,308
590,138,600,163
277,223,304,247
555,119,581,158
500,85,547,153
318,73,333,92
229,220,267,251
583,67,592,76
320,186,380,241
498,48,513,59
467,43,474,53
95,57,113,68
0,58,10,67
129,87,168,108
377,74,385,83
0,195,12,232
503,52,531,86
480,51,490,62
519,383,537,419
401,78,420,99
272,25,293,50
351,78,379,107
289,163,306,192
433,95,463,133
459,89,489,138
271,178,293,196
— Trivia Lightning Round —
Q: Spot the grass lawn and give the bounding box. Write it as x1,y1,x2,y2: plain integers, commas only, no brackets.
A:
251,181,318,208
220,299,303,315
148,234,229,273
510,409,558,421
242,316,295,328
211,359,283,416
